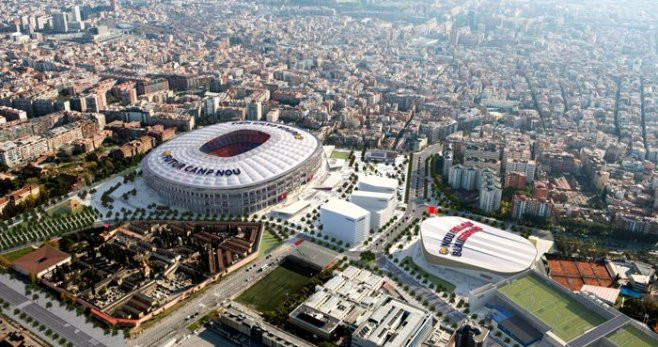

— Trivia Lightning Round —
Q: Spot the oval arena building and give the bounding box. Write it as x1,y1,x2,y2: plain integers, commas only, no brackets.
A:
141,121,324,215
420,216,537,281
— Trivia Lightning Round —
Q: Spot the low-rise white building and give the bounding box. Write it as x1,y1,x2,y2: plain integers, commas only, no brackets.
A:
351,190,395,232
289,266,385,340
358,175,398,194
320,198,370,245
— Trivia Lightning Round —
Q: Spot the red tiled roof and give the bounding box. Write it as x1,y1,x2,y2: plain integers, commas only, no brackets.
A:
11,246,70,275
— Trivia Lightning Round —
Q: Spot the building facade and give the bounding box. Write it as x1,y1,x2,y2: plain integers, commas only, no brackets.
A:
320,199,370,245
142,121,324,215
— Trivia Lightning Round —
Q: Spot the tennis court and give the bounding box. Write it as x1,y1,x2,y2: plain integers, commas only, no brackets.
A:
499,274,606,342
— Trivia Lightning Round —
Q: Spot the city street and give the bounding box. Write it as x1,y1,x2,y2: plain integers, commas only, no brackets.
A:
0,280,119,347
131,243,294,347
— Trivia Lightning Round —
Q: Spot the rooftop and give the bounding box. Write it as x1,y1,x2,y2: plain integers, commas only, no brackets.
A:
11,246,71,276
358,175,398,189
353,295,432,347
320,198,370,220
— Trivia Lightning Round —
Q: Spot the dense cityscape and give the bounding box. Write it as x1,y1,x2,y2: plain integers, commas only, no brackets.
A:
0,0,656,346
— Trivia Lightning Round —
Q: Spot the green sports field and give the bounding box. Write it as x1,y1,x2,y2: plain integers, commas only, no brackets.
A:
330,150,351,159
236,266,312,312
498,274,606,342
607,326,657,347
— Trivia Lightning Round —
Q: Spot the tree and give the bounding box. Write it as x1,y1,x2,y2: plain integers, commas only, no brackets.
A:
360,251,376,263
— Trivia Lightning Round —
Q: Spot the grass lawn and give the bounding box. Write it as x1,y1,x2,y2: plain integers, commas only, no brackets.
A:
237,266,312,312
402,257,456,293
499,273,606,342
607,326,656,347
1,246,36,263
330,150,351,159
259,230,282,256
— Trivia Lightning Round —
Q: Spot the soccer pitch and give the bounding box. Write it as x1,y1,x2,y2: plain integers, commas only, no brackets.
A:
236,266,312,312
330,150,351,159
499,274,606,342
607,326,656,347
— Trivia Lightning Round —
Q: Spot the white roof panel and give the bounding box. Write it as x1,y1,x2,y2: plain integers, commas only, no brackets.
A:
142,121,319,189
321,198,369,220
421,216,536,274
359,175,398,189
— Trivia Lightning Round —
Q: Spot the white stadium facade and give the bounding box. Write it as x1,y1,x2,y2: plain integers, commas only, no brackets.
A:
141,121,324,215
420,216,537,282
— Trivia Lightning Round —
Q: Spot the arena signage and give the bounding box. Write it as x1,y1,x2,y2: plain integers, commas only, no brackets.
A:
231,121,304,139
160,153,241,176
438,221,482,257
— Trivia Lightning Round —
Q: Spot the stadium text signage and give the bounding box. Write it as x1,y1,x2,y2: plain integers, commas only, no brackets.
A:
439,221,482,257
231,121,304,139
160,153,241,176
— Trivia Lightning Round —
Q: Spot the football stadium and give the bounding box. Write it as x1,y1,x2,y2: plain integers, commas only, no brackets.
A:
142,121,324,215
419,216,537,281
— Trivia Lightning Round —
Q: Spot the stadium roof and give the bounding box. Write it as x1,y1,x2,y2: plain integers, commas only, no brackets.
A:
142,121,319,189
421,216,536,274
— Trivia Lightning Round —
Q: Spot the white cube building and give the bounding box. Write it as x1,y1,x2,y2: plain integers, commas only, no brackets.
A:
351,190,395,232
358,175,398,194
320,198,370,245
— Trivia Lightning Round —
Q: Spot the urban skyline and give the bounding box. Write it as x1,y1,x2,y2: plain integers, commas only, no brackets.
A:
0,1,656,347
